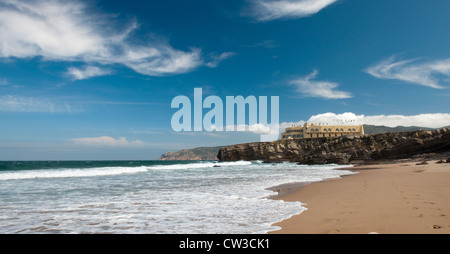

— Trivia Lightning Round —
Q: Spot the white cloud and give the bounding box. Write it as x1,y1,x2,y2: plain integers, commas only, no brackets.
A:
281,112,450,129
206,52,236,68
247,123,273,134
247,0,337,22
69,136,144,147
204,123,272,134
365,56,450,89
280,120,306,131
66,66,112,80
120,47,204,76
0,95,72,112
289,70,352,99
0,0,104,59
0,0,230,77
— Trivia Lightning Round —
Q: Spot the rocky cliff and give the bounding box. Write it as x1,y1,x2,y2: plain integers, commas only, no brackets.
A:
159,146,223,161
217,128,450,164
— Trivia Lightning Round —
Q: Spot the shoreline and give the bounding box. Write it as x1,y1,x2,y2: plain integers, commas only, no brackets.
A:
268,159,450,234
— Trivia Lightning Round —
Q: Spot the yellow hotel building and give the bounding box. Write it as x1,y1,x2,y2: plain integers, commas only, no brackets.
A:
281,123,364,140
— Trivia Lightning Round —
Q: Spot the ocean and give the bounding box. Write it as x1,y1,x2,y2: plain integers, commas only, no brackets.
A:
0,160,355,234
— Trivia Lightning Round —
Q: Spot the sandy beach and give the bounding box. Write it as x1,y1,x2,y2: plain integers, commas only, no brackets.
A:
270,159,450,234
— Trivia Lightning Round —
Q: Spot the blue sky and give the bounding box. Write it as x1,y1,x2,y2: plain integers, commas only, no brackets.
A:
1,0,450,160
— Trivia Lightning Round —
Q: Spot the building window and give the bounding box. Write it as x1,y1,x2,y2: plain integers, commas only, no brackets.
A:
348,128,352,132
328,128,331,132
340,128,344,132
352,128,356,132
315,129,319,132
336,128,339,132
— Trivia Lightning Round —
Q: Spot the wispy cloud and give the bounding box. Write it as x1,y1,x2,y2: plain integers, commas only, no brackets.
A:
250,40,278,49
282,112,450,129
289,70,352,99
205,52,236,68
69,136,144,147
0,0,232,78
66,66,112,80
246,0,338,22
365,56,450,89
0,0,105,60
0,95,72,112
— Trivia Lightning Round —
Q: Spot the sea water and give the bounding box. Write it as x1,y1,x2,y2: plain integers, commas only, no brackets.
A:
0,160,355,234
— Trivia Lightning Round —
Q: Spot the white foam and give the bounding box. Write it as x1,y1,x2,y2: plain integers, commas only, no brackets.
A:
0,161,356,234
147,160,252,170
0,166,148,181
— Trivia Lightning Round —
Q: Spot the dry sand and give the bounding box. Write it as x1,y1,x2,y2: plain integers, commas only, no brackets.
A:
269,160,450,234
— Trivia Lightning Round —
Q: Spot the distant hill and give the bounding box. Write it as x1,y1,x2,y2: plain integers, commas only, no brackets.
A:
158,125,448,160
363,124,435,134
158,146,224,161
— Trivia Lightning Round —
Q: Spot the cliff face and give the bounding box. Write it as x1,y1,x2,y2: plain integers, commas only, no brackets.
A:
159,146,223,161
217,128,450,164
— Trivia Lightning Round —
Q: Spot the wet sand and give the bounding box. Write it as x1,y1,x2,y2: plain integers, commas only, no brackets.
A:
269,160,450,234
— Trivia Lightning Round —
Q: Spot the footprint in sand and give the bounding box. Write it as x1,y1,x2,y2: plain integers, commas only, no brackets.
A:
414,194,423,200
